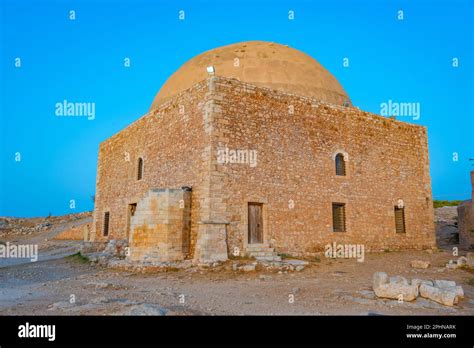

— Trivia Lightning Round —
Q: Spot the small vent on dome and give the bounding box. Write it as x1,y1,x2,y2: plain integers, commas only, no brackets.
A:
206,66,215,75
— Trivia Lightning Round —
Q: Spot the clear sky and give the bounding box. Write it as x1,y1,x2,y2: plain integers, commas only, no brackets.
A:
0,0,473,217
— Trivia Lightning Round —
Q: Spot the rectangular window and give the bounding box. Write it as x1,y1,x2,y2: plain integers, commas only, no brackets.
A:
332,203,346,232
394,206,406,233
103,211,110,237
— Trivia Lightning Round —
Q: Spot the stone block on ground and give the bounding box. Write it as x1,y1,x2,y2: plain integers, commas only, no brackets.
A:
240,264,256,272
419,284,458,306
434,279,456,288
411,260,430,269
457,256,467,266
433,280,464,299
446,259,461,269
373,272,418,301
411,279,433,288
466,253,474,267
373,272,389,288
119,303,168,316
389,275,409,286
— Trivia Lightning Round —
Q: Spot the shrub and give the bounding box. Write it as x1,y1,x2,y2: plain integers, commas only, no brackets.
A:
433,200,462,209
67,252,90,264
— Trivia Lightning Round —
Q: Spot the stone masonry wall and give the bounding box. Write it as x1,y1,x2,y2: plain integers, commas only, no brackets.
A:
92,80,213,260
209,77,435,254
192,77,230,262
93,75,436,261
128,188,191,262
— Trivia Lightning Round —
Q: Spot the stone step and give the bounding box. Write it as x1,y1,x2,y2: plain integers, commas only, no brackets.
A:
256,255,282,262
248,251,276,257
246,244,274,252
246,244,281,262
247,248,275,252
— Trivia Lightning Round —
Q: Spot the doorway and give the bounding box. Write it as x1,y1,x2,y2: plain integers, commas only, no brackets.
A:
248,202,263,244
127,203,137,240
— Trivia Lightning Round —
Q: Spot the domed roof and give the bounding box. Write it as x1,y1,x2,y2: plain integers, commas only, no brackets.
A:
150,41,350,111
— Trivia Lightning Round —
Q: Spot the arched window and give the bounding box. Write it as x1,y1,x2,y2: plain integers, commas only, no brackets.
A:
335,153,346,176
394,206,406,233
137,157,143,180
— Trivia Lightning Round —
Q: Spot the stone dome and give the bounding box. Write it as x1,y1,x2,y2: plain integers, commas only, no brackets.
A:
150,41,350,111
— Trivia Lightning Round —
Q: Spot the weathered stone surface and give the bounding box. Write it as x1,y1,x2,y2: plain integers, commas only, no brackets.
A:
411,279,433,288
409,298,457,312
433,280,464,299
49,301,74,311
128,189,191,262
194,224,228,263
373,272,464,308
457,256,467,266
240,264,256,272
411,260,430,269
374,283,418,302
92,67,436,260
467,252,474,268
373,272,418,301
446,260,460,269
104,239,128,257
389,276,409,286
447,256,470,269
419,284,458,306
284,259,309,266
373,272,389,288
119,303,168,316
453,286,464,299
434,280,456,288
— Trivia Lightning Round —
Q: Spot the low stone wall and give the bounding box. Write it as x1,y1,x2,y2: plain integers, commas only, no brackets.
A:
54,223,91,241
211,77,435,254
128,188,191,262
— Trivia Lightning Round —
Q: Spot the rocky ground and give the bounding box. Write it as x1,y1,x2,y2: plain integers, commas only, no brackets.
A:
0,212,92,267
0,208,473,315
435,206,459,249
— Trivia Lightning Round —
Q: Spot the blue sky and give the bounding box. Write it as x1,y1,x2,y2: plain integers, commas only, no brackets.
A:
0,0,473,217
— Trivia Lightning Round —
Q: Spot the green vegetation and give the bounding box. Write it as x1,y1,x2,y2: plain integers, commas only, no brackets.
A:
467,278,474,286
433,200,462,209
67,252,90,264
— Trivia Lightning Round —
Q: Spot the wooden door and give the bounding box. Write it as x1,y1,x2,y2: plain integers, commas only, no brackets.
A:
248,203,263,244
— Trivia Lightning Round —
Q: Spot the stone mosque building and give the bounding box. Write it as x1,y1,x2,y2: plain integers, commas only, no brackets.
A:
91,41,436,262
